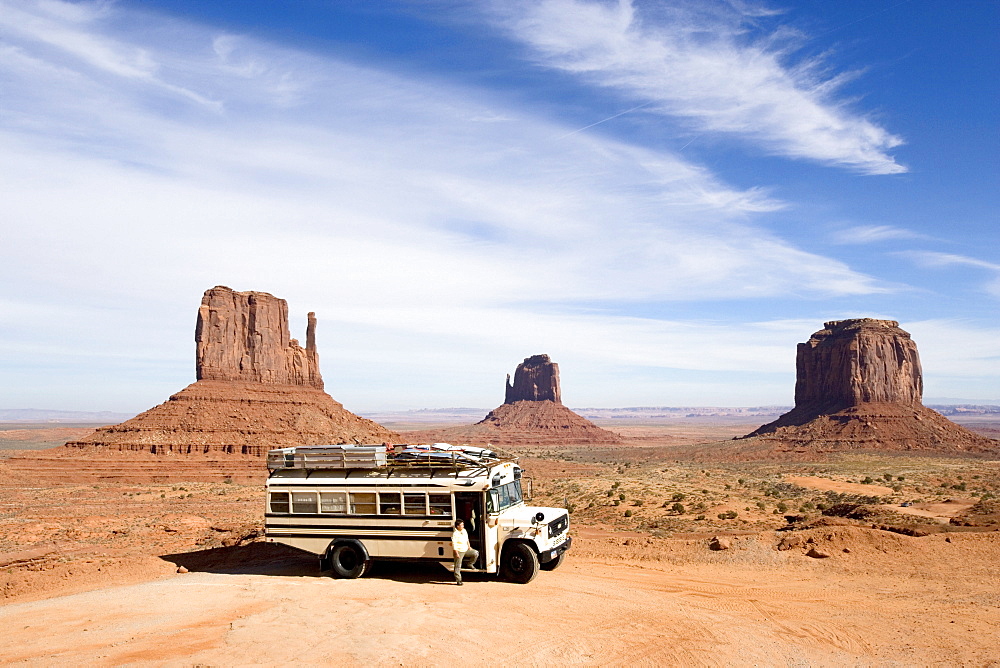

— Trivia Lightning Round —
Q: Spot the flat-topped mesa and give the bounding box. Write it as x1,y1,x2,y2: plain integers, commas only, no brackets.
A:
195,286,323,390
739,318,997,456
795,318,922,413
505,354,561,404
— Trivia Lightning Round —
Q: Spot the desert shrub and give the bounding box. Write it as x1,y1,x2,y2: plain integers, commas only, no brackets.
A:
897,476,905,481
738,478,746,485
613,500,620,506
953,482,967,491
671,502,685,514
624,510,633,517
756,501,766,510
861,476,874,485
634,499,644,506
619,493,626,501
671,492,686,502
695,514,705,521
776,502,789,513
822,503,878,519
606,490,614,497
717,510,738,520
883,473,893,481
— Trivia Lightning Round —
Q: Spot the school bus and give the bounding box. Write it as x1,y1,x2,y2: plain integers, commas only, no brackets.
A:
263,444,571,583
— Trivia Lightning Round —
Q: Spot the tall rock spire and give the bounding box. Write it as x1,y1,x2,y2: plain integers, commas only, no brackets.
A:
504,354,561,404
195,286,324,389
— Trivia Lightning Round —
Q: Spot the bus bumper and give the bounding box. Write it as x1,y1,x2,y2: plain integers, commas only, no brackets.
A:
539,535,572,564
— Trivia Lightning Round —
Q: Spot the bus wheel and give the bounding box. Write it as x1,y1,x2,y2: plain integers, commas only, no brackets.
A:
501,542,539,584
330,543,369,579
540,552,564,571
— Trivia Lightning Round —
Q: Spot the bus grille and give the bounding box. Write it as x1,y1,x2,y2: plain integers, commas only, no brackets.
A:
548,514,569,538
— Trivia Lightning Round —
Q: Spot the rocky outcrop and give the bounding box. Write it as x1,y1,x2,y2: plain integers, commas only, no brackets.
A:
742,319,997,456
60,287,397,461
505,354,561,404
402,354,620,446
196,286,323,389
794,319,921,414
65,381,396,457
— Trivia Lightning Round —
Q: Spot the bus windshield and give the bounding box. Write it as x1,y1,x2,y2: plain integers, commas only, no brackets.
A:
487,480,523,513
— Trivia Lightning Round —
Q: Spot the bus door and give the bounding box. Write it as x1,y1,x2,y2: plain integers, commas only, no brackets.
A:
455,491,485,569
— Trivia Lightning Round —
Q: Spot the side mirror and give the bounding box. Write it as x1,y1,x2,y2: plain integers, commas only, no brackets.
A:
534,512,545,524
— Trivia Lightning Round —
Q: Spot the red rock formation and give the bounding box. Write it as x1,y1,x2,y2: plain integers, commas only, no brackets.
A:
64,381,394,457
196,286,323,389
505,354,561,404
794,319,921,413
57,287,397,462
403,354,619,446
744,319,997,455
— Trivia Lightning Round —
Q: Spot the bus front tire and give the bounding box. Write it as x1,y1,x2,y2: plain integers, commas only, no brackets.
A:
540,551,564,571
329,543,369,579
501,542,539,584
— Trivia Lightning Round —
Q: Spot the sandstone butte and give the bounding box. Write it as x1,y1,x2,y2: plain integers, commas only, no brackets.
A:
405,354,621,446
9,287,398,483
742,318,998,455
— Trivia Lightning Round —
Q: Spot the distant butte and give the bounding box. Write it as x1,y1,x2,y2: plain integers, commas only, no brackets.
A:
403,354,620,446
60,286,397,458
741,319,998,455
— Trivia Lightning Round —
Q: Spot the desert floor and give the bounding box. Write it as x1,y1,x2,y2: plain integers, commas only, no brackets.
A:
2,418,999,666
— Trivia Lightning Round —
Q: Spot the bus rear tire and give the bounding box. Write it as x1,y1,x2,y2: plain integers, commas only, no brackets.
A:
540,551,564,571
330,543,369,579
501,542,539,584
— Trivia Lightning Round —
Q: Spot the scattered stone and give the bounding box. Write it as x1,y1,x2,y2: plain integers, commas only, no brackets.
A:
805,547,831,559
709,536,731,551
176,566,189,573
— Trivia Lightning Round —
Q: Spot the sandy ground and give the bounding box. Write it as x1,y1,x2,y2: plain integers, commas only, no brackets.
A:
3,420,1000,665
2,532,999,667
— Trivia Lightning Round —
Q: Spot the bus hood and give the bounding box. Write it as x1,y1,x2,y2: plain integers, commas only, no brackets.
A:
499,506,567,529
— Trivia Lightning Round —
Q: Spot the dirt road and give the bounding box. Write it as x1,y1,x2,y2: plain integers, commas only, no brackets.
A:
1,544,997,667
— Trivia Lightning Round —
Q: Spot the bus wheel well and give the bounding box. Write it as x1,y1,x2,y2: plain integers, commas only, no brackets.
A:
500,539,539,584
326,539,370,579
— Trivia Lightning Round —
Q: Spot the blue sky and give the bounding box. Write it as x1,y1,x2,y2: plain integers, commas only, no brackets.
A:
1,0,998,413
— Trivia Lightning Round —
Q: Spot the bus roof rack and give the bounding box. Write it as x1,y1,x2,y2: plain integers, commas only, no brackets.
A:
266,443,505,472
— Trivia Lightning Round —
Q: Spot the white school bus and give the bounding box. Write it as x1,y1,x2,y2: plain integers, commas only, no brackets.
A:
263,444,571,583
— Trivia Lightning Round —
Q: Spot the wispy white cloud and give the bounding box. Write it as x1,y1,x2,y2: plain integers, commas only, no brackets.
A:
900,252,1000,298
493,0,905,174
831,224,928,245
0,0,905,409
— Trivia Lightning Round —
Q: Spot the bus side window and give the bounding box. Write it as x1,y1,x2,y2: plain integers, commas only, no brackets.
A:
320,492,347,514
403,492,426,515
269,491,290,514
428,494,452,517
291,491,318,514
350,492,376,515
379,492,402,515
